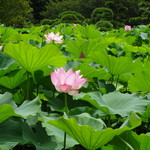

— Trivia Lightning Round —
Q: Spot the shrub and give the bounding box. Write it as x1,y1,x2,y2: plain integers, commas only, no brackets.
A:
95,20,113,31
91,7,114,23
129,17,149,26
40,18,61,26
111,20,125,29
60,14,81,24
40,19,55,25
59,11,85,21
82,18,92,25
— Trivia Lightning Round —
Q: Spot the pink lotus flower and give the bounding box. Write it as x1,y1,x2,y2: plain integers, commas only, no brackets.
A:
124,25,132,31
51,68,87,95
79,52,85,58
0,46,3,51
73,24,77,27
44,32,63,43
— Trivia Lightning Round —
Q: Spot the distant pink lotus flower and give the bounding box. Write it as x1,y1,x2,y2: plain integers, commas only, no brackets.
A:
44,32,63,43
124,25,132,31
0,46,3,51
79,52,85,58
73,24,77,27
51,68,87,95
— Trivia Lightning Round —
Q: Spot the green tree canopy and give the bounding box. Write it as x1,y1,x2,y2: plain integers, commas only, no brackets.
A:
0,0,32,27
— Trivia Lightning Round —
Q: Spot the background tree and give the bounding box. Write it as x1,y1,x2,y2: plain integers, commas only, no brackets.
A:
104,0,140,24
29,0,48,23
0,0,33,27
0,0,149,27
41,0,82,20
91,7,114,24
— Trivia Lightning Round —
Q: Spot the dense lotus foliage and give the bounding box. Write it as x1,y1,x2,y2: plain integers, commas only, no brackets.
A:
0,23,150,150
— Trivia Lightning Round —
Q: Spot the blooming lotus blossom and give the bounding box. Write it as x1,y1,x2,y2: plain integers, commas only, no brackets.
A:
51,68,87,95
44,32,63,43
73,24,77,27
0,46,3,51
124,25,132,31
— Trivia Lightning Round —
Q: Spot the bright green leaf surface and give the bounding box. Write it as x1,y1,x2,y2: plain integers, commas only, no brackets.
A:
90,51,138,76
76,63,111,81
0,27,18,43
48,117,129,150
76,25,102,39
141,104,150,121
139,134,150,150
66,39,107,58
0,69,27,89
0,52,19,77
42,117,78,150
0,104,19,123
108,131,140,150
4,42,66,72
128,68,150,93
120,112,141,129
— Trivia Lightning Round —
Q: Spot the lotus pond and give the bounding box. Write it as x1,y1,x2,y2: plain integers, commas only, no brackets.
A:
0,23,150,150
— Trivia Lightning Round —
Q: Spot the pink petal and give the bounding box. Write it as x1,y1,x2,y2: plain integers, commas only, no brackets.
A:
73,78,87,89
66,68,73,76
73,24,77,27
56,68,67,84
55,40,64,43
44,34,48,38
0,46,3,51
124,25,131,30
65,72,76,86
75,70,81,78
55,32,60,36
60,84,72,93
58,35,63,39
51,72,60,86
48,32,55,38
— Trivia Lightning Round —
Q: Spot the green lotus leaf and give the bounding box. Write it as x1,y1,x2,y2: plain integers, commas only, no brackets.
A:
41,114,78,150
0,27,18,43
138,134,150,150
0,118,23,150
0,92,16,107
66,39,108,58
48,117,129,150
75,25,102,39
0,52,19,77
0,69,27,89
89,51,138,76
22,121,57,150
14,97,41,119
128,68,150,93
106,131,140,150
4,42,66,72
0,104,19,123
120,112,141,129
74,91,150,116
76,63,111,81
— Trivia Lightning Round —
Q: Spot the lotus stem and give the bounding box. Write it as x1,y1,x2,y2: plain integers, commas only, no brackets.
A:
115,75,119,89
26,71,30,100
63,93,68,150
